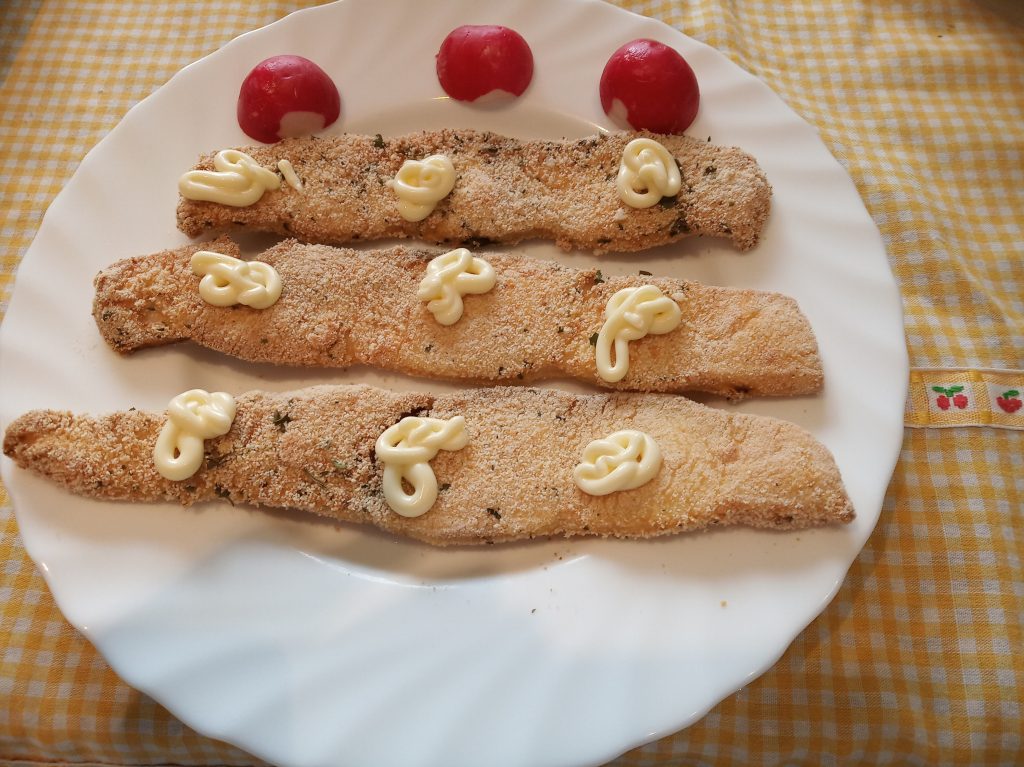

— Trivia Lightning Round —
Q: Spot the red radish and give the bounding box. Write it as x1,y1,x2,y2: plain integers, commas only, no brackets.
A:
237,55,341,143
436,25,534,102
600,39,700,134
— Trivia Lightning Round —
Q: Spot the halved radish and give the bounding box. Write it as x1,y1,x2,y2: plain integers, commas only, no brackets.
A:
237,55,341,143
600,40,699,134
436,25,534,102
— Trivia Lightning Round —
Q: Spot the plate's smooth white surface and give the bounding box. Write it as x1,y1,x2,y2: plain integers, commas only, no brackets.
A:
0,1,907,766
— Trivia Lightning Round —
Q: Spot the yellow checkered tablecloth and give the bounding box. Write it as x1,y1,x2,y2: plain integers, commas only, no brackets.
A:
1,0,1021,764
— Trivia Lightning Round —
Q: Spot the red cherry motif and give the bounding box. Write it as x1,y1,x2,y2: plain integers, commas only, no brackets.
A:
996,390,1022,413
932,385,966,411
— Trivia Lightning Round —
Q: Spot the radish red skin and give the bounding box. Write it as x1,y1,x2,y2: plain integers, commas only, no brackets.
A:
237,55,341,143
600,40,700,134
436,25,534,102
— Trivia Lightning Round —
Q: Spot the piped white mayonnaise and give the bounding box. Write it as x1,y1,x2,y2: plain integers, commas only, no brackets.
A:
178,149,281,206
153,390,237,481
616,138,682,209
190,251,282,309
417,248,496,325
573,430,662,496
375,416,468,517
594,285,681,383
277,159,303,190
388,154,456,222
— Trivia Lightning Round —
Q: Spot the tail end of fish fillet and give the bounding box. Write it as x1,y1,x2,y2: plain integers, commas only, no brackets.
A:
4,409,173,502
92,236,239,354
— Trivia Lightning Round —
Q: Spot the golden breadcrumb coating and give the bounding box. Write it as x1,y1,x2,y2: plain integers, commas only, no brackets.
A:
3,385,853,546
92,237,821,398
176,129,771,253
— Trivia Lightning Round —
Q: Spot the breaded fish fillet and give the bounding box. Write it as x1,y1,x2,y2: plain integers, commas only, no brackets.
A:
93,238,822,398
2,385,853,546
176,129,771,253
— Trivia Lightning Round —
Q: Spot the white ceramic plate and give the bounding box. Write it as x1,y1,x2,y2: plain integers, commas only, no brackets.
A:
0,1,906,765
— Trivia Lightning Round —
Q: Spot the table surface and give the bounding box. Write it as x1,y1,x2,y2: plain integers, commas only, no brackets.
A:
1,1,1021,765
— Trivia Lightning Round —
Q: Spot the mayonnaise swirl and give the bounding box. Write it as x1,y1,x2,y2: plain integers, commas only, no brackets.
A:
417,248,496,325
595,285,681,383
190,251,282,309
178,149,281,206
375,416,468,517
388,154,456,222
573,430,662,496
277,159,303,190
153,390,237,481
616,138,682,209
